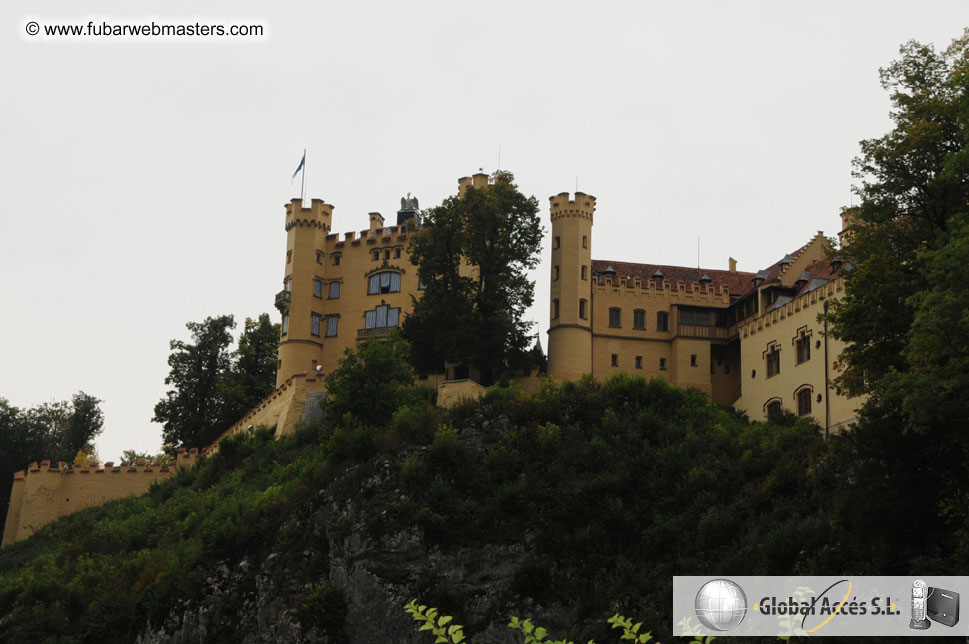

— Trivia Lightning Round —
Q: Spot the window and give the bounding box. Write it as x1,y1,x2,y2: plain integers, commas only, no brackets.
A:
554,236,560,249
608,307,621,328
373,250,380,261
611,354,618,367
365,304,401,329
581,265,587,280
286,250,292,264
332,254,341,266
384,250,391,260
284,277,292,292
656,311,669,332
552,299,560,319
633,309,645,330
395,248,401,259
313,279,322,298
582,235,588,248
325,316,338,337
316,251,324,265
328,281,341,299
579,299,587,319
680,309,712,326
553,265,560,281
797,388,812,416
281,313,289,335
659,357,667,370
796,332,811,364
766,346,781,378
690,354,697,367
766,399,782,419
311,313,321,337
368,271,401,294
635,356,643,369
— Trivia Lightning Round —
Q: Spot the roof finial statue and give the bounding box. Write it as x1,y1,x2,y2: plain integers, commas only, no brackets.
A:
400,192,419,211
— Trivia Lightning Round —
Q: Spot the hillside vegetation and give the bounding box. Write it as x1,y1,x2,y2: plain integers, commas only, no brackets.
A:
0,362,850,643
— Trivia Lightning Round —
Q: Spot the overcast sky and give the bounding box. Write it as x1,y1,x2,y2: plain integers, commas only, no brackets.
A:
1,1,966,461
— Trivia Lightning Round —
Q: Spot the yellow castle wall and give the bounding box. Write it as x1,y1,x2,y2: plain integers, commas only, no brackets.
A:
2,450,200,547
734,276,862,431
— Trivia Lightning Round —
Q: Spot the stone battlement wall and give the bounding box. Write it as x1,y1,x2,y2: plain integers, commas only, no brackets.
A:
1,448,200,547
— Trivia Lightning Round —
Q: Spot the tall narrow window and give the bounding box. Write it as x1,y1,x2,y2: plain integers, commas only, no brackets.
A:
395,248,402,259
554,236,560,249
332,254,341,266
766,345,781,377
373,250,380,261
313,279,323,298
579,299,587,320
582,235,588,248
552,299,560,319
281,314,289,335
368,271,401,294
611,354,618,367
326,316,338,337
553,265,560,281
659,357,667,370
796,332,811,364
328,281,341,299
656,311,669,332
690,354,697,367
633,309,645,330
581,265,587,280
635,356,643,369
311,313,321,337
797,388,812,416
608,307,621,328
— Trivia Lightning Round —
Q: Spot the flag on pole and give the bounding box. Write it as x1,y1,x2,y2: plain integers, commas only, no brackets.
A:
291,151,306,183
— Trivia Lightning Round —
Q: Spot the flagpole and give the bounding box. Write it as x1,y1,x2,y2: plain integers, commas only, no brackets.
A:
301,148,306,204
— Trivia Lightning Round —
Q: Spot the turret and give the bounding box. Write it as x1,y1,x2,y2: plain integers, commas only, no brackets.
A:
547,191,596,381
276,198,333,386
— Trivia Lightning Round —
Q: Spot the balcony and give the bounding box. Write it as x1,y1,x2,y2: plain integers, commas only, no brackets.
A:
274,290,291,314
676,323,729,340
357,326,397,340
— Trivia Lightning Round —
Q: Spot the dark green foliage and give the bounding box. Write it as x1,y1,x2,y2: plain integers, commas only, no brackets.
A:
402,170,544,385
0,392,103,524
153,314,279,449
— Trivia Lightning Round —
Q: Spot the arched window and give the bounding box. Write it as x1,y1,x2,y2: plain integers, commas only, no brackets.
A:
368,271,401,295
608,307,621,328
764,398,783,420
795,386,813,416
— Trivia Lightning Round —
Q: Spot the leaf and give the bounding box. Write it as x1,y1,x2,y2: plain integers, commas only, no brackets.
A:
439,615,453,626
534,626,548,640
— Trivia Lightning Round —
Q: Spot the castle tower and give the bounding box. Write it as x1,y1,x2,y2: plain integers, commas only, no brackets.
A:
275,198,333,386
547,191,595,381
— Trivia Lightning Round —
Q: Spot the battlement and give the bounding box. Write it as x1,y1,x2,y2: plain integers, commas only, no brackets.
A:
334,225,409,247
549,191,596,222
457,172,492,197
593,275,733,304
284,198,333,232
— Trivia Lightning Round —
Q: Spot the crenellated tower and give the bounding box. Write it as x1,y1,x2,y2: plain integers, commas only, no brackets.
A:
547,191,596,380
276,198,333,386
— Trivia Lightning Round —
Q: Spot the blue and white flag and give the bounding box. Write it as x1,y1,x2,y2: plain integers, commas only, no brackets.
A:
291,151,305,183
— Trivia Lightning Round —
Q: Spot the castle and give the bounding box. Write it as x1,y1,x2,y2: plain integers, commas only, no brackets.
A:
1,171,861,546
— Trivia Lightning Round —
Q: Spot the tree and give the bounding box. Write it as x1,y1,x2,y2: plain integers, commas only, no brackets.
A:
403,171,544,386
221,314,280,424
0,393,104,522
820,31,969,573
323,332,414,428
153,315,236,449
153,314,279,450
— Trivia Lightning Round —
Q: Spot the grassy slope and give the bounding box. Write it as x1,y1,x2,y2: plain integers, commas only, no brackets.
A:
0,375,831,643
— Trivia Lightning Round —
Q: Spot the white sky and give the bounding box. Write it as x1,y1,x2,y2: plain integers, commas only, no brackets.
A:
1,1,965,461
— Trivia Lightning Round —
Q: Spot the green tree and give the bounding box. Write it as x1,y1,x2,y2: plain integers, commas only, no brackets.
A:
403,170,544,386
323,332,414,428
153,315,236,449
820,31,969,573
220,313,280,423
0,392,104,521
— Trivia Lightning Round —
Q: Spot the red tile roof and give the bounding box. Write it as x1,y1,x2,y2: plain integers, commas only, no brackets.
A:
591,259,755,296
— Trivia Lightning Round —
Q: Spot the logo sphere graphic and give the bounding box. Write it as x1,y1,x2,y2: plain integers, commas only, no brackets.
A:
695,579,747,631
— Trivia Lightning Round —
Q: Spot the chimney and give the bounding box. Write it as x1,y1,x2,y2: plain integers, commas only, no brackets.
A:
369,212,384,231
728,257,737,273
